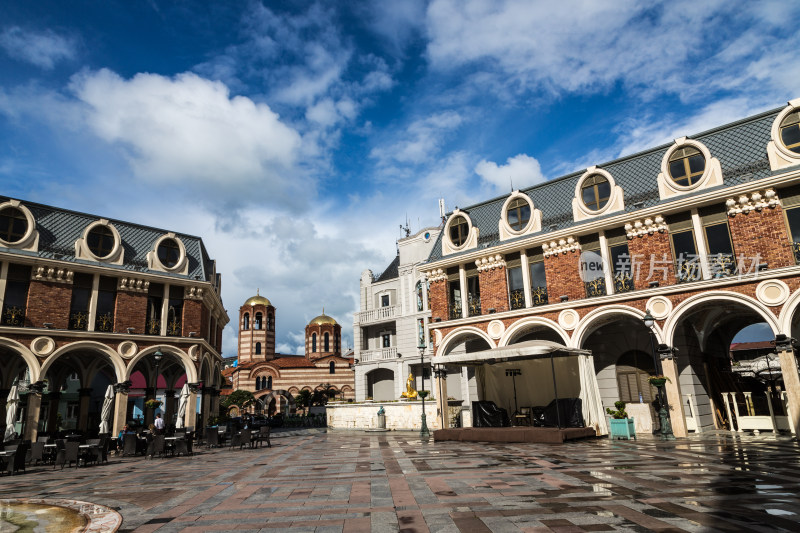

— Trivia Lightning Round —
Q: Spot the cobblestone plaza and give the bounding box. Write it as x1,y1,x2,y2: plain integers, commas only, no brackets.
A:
4,429,800,532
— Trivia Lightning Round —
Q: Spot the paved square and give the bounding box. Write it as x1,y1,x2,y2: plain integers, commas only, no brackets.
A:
3,429,800,532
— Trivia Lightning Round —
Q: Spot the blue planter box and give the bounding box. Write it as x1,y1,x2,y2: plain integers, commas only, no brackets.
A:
609,418,636,440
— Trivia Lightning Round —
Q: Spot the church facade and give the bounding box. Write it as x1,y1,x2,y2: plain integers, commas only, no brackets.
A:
225,292,355,414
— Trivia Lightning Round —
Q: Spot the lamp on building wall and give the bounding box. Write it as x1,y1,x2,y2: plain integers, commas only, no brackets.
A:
127,327,135,334
152,350,163,407
560,295,569,302
188,331,197,337
418,338,430,439
648,281,660,288
43,322,53,329
641,311,675,440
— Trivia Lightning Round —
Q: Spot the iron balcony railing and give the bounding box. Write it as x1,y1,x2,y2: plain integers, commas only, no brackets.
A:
1,305,25,327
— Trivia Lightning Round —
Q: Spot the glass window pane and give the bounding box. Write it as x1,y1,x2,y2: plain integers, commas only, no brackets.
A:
529,261,546,288
705,223,733,255
610,244,630,274
688,154,705,175
507,209,519,228
582,186,596,207
782,125,800,152
507,267,523,291
669,160,686,179
786,207,800,241
672,230,697,259
596,181,611,202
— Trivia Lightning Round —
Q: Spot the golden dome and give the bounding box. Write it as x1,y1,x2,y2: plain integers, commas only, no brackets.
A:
309,308,338,326
244,289,272,307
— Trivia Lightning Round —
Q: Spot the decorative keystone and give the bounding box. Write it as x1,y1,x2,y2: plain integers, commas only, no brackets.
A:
542,237,580,257
476,254,506,272
625,215,667,239
726,188,779,216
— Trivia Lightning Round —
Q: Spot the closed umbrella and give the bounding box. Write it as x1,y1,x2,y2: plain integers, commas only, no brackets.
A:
176,384,189,429
4,385,19,442
99,385,114,434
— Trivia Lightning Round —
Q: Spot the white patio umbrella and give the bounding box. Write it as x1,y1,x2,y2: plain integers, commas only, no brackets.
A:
175,383,189,429
4,385,19,442
98,385,115,434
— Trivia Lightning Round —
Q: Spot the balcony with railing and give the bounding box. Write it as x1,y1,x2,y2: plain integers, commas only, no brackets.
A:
360,347,398,362
355,305,401,325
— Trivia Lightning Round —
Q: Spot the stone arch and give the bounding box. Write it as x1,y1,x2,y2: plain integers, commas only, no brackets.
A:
200,354,214,387
40,340,126,383
778,288,800,335
573,305,665,348
258,389,296,410
499,316,570,347
125,345,198,383
436,326,496,357
663,291,779,346
0,337,41,383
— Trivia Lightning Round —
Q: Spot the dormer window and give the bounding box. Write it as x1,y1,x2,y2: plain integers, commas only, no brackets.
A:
449,215,469,247
780,109,800,154
581,174,610,211
506,197,531,231
87,225,115,259
157,238,181,268
668,146,705,187
0,207,28,244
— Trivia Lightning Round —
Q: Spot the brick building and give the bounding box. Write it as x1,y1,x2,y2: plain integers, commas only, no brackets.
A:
225,293,354,414
423,98,800,437
0,198,229,441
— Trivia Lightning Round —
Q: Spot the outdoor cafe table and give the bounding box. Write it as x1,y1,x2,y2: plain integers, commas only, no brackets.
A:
78,444,99,466
0,450,12,472
43,443,57,464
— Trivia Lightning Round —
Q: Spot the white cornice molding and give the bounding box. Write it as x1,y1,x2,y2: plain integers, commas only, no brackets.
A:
423,166,800,271
625,215,667,239
476,254,506,272
32,265,74,284
542,237,580,257
726,188,780,216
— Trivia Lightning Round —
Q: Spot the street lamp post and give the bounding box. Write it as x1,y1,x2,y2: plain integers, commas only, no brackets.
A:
642,311,675,440
418,339,430,439
152,350,163,421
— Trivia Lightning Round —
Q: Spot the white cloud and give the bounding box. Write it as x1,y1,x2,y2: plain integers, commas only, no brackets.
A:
68,69,305,207
0,26,76,69
370,111,463,166
475,154,545,192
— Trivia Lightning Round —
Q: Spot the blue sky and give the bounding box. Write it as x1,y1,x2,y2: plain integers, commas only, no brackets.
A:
1,1,798,355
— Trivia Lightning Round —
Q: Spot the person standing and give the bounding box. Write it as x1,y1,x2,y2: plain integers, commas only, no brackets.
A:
154,413,165,434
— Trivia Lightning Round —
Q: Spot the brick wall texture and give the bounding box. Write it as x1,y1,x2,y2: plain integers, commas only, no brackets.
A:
544,250,584,302
182,299,203,339
478,266,509,313
26,280,71,329
626,230,677,287
115,291,148,333
727,205,795,270
429,280,448,322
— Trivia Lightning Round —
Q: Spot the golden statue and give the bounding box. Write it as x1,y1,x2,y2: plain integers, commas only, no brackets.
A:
401,373,418,399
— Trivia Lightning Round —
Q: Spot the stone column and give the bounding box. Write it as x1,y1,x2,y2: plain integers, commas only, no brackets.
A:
660,347,687,438
46,391,61,435
209,389,220,418
776,336,800,435
23,384,44,442
0,388,8,437
77,388,93,431
112,382,131,436
201,389,212,426
163,389,176,428
185,383,200,430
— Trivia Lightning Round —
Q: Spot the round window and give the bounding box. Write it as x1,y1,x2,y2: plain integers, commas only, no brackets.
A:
506,197,531,231
668,146,706,187
780,110,800,154
0,207,28,244
157,238,181,268
448,216,469,247
580,174,611,211
86,225,116,258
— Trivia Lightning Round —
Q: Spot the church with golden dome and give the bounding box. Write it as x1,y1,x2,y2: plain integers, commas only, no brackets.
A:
223,291,354,415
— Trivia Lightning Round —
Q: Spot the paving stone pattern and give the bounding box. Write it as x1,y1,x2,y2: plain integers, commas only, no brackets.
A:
3,429,800,532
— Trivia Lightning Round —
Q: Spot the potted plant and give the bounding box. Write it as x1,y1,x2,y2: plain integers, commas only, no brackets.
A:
606,401,635,440
144,398,163,410
648,375,671,388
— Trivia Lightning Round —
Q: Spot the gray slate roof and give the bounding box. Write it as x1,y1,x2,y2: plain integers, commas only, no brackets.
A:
0,197,214,281
374,255,400,282
428,107,787,262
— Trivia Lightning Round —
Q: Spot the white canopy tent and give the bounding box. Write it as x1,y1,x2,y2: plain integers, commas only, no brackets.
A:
436,340,608,435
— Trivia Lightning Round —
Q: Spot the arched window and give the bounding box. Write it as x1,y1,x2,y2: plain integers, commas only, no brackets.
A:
329,361,335,374
255,342,261,355
335,334,339,353
255,312,263,330
416,281,424,311
324,332,330,352
580,174,610,211
506,197,531,231
266,376,272,390
312,333,317,352
255,376,262,390
243,313,249,330
449,215,469,247
268,313,274,331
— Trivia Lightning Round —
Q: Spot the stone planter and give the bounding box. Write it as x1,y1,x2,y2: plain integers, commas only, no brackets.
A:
609,417,636,440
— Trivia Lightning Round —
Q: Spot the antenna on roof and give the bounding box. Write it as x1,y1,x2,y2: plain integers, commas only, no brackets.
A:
510,176,513,192
438,198,446,222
